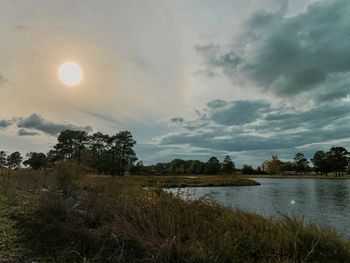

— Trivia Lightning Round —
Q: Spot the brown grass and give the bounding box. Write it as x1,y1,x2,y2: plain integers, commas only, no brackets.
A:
0,166,349,262
85,174,260,188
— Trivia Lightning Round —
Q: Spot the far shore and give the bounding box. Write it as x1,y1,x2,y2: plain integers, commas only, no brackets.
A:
245,174,350,179
86,175,261,187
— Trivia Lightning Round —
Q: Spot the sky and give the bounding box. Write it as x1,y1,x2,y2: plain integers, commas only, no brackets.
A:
1,0,350,167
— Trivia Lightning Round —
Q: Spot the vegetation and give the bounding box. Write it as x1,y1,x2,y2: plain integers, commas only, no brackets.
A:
263,147,350,176
0,129,137,176
110,175,260,188
222,155,235,174
241,165,255,175
132,156,237,176
6,151,23,170
23,152,48,170
0,167,350,262
1,130,350,261
1,129,350,179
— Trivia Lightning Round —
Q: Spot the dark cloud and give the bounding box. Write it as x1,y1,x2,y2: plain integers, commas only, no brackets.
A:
17,129,40,136
206,99,227,109
17,113,92,136
160,99,350,154
210,100,269,125
167,100,271,133
135,142,229,165
263,102,350,130
0,119,13,129
197,0,350,102
171,117,185,124
195,45,242,69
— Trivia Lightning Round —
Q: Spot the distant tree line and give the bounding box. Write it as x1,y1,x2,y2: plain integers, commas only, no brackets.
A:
2,132,350,177
0,129,137,176
130,155,236,175
263,147,350,177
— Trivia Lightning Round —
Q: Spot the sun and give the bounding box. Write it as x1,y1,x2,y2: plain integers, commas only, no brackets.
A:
58,62,83,86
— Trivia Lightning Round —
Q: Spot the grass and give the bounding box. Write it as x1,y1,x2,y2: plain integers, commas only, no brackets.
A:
86,174,260,188
0,165,350,262
0,195,21,259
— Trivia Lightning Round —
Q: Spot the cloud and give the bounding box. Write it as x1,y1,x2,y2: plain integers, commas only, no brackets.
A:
206,99,227,109
126,56,151,70
17,113,93,136
0,75,8,87
263,101,350,130
0,119,13,129
210,100,270,126
193,69,221,78
171,117,185,124
17,129,40,136
179,100,270,128
14,25,28,32
135,142,229,165
196,0,350,102
158,99,350,155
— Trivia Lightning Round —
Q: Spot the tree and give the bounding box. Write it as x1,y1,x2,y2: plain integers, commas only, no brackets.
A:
154,163,167,174
241,165,254,175
264,155,284,174
281,161,296,172
7,151,22,170
0,151,7,168
109,131,137,176
54,130,89,163
222,155,235,174
327,147,349,177
293,152,309,175
189,160,205,174
130,161,144,175
89,132,110,173
256,166,265,174
205,156,221,174
46,149,61,167
311,150,331,175
168,159,186,174
23,152,47,169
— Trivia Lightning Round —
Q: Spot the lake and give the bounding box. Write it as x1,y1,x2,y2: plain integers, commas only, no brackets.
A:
168,178,350,238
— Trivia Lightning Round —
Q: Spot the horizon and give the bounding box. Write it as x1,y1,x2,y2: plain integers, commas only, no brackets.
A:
1,0,350,167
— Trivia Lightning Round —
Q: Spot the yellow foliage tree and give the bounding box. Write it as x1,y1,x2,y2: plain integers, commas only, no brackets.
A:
263,155,283,175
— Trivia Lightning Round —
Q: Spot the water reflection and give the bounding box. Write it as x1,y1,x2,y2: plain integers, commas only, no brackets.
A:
168,179,350,238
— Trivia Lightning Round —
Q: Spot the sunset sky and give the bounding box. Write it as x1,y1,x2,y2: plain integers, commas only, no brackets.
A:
1,0,350,166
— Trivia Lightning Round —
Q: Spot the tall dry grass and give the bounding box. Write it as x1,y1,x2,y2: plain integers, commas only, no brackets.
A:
0,164,349,262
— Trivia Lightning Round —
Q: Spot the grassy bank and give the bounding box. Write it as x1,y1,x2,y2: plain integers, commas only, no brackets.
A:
0,165,350,262
86,174,260,188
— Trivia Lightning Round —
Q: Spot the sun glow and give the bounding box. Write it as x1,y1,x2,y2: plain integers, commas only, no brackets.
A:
58,62,83,86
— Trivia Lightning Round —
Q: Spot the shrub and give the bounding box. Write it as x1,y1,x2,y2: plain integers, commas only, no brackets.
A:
1,170,350,262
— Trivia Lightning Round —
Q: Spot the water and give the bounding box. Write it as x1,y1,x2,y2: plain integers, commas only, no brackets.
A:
168,178,350,237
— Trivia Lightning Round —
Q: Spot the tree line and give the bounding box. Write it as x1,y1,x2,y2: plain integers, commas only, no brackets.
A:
132,146,350,177
130,155,236,175
263,147,350,176
0,129,137,176
1,130,350,177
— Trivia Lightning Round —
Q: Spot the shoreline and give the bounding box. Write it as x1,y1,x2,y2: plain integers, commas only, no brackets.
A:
246,175,350,179
87,175,261,187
